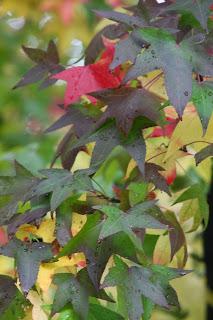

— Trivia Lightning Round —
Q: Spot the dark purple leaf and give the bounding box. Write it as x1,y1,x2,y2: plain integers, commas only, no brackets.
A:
0,238,53,293
0,276,18,314
94,10,146,28
7,206,49,236
144,163,171,195
195,144,213,165
92,88,163,134
110,30,147,69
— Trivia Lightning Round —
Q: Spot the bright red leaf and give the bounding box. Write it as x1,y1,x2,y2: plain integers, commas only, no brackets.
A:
53,44,122,106
150,117,179,138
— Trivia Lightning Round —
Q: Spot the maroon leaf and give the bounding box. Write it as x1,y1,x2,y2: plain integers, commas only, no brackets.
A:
7,206,49,236
145,163,171,195
92,88,163,134
94,10,146,28
110,30,147,69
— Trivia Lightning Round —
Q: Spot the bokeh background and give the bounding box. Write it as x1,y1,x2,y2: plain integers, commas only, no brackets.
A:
0,1,208,319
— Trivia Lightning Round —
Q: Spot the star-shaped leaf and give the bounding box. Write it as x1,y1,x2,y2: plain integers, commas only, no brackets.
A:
96,202,168,249
0,161,39,225
124,28,193,117
52,46,121,106
0,238,53,293
102,256,189,320
166,0,212,31
51,268,113,318
92,88,164,134
45,104,100,137
32,169,94,210
13,40,64,90
51,273,89,319
59,213,138,289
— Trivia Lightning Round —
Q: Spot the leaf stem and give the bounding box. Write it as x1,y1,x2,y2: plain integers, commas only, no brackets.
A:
146,151,167,162
143,72,164,90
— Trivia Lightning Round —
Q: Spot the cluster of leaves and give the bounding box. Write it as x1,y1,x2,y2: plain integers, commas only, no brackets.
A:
0,1,213,319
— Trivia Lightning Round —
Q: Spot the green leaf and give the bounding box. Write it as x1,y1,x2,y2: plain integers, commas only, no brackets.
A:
51,273,89,319
166,0,212,31
128,182,148,206
0,238,53,293
174,184,209,227
32,169,93,210
0,161,39,225
59,213,138,289
0,287,29,320
192,81,213,133
97,202,167,240
88,303,124,320
102,256,189,320
195,143,213,165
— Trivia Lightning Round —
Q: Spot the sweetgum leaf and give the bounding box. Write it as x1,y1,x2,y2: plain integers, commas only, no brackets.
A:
166,0,212,31
110,30,147,69
96,201,168,247
0,287,29,320
51,273,89,319
45,104,99,137
125,28,193,117
72,122,147,174
144,163,171,195
7,205,49,236
94,10,146,28
174,183,209,227
59,213,138,289
0,161,39,225
52,46,121,106
0,238,53,293
13,40,63,90
102,256,189,320
51,269,112,318
195,143,213,165
192,81,213,133
32,169,94,210
163,211,186,263
92,88,163,134
89,304,124,320
0,276,18,314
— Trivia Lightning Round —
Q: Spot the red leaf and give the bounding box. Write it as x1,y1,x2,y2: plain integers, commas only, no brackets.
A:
166,168,177,185
150,117,179,138
0,227,9,246
53,45,122,106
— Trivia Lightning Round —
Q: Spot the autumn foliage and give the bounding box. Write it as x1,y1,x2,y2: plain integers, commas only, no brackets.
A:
0,1,213,320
